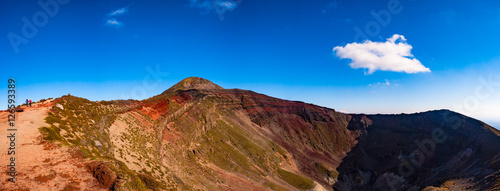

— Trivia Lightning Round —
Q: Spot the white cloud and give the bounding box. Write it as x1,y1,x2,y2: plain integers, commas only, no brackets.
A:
369,79,399,88
333,34,431,74
105,19,122,27
188,0,240,17
338,109,352,114
108,7,128,17
217,1,237,10
105,6,129,28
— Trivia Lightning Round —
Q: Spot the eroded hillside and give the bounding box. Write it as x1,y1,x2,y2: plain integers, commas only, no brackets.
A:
2,77,499,191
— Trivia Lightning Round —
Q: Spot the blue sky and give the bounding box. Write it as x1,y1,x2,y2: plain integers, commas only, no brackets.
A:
1,0,499,128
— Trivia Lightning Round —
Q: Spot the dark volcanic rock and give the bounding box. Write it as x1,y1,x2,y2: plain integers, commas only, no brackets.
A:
333,110,500,191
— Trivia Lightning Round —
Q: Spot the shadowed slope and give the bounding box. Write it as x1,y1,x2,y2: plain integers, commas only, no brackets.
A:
334,110,500,190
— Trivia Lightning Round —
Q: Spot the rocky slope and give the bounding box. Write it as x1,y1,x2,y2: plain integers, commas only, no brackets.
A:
1,77,499,191
334,112,500,190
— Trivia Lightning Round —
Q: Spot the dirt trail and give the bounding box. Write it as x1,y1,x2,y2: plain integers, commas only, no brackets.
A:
0,101,105,191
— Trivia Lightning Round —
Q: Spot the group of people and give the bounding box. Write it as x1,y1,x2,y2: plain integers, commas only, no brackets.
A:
25,99,32,107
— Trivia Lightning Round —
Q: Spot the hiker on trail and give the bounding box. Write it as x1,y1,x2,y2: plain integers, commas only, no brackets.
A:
29,99,32,107
26,99,29,107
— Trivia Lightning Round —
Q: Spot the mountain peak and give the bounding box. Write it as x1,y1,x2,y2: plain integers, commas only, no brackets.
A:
167,77,224,91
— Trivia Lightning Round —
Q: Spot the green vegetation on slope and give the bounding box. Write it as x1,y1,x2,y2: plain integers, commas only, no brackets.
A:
277,168,315,190
91,156,148,191
38,96,171,190
39,95,116,157
315,162,339,179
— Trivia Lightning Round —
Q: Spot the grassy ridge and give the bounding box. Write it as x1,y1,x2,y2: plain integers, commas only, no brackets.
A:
38,96,169,190
39,95,116,157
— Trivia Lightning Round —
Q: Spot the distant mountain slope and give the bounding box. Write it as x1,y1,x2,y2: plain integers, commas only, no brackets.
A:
334,111,500,190
5,77,498,191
